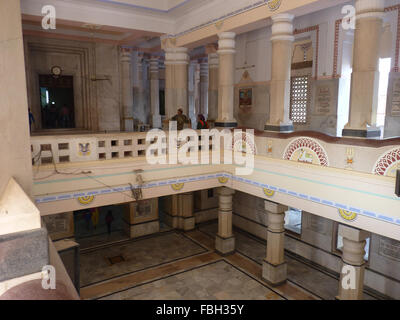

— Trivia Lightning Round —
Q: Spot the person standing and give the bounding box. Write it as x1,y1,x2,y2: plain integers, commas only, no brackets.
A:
28,108,35,133
171,108,190,130
105,210,114,235
196,114,208,130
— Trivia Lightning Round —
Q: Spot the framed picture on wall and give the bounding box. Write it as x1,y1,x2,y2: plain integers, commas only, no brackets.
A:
239,88,252,106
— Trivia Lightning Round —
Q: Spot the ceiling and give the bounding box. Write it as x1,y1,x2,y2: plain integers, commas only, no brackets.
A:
91,0,192,12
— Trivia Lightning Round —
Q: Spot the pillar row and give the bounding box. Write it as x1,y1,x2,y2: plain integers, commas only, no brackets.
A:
120,48,134,132
215,32,237,128
199,62,209,118
337,225,370,300
164,47,189,127
265,13,294,133
215,187,235,255
262,201,288,286
343,0,385,138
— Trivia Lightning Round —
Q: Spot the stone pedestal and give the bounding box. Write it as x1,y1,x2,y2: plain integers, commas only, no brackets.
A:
265,13,294,133
215,187,235,255
342,0,384,138
337,225,370,300
215,33,237,128
262,201,288,286
164,193,195,231
120,48,134,131
123,199,160,239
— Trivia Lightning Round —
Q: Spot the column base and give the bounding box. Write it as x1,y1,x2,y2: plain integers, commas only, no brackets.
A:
264,124,293,133
342,128,381,139
215,235,235,255
337,264,366,300
262,260,287,286
151,115,162,129
215,122,237,128
163,213,195,231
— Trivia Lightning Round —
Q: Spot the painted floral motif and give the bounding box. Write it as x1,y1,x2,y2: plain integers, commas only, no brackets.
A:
339,209,357,222
373,148,400,177
77,195,95,206
218,177,229,184
171,183,184,191
263,188,275,198
283,137,329,166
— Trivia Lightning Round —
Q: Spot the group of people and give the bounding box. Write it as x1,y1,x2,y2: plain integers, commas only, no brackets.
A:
83,209,114,235
171,108,209,130
41,103,72,129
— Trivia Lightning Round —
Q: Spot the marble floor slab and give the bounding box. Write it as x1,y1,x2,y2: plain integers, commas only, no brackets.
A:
101,260,284,300
198,222,376,300
80,232,206,287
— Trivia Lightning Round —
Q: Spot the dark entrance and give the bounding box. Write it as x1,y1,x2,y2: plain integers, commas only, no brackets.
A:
39,75,75,129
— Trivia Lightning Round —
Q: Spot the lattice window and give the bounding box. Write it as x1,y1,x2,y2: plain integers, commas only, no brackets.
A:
290,75,310,124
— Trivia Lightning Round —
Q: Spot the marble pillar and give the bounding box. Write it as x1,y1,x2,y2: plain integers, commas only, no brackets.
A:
133,52,147,125
199,61,209,118
120,48,134,132
164,193,195,231
265,14,294,133
207,49,219,127
342,0,385,138
262,201,288,286
149,58,162,129
164,47,189,127
215,187,235,255
337,225,370,300
215,32,237,128
0,0,33,196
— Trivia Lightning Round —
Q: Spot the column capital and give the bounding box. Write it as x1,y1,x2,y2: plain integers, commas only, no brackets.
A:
338,225,370,242
218,32,236,54
355,0,385,19
149,58,159,73
164,47,189,66
270,13,294,42
218,187,235,197
120,47,132,62
264,200,287,214
208,52,219,68
205,43,218,54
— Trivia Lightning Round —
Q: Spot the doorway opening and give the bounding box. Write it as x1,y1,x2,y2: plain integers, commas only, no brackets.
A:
39,75,75,129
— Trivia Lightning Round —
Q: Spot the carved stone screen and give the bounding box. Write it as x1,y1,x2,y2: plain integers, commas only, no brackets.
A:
290,75,310,124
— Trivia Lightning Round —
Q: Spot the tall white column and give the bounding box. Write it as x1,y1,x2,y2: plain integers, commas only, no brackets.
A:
164,47,189,125
149,58,161,129
265,13,294,133
216,32,237,128
337,225,370,300
207,44,219,127
199,61,209,118
120,47,134,132
343,0,385,138
215,187,235,255
133,52,146,125
0,0,33,196
262,201,288,286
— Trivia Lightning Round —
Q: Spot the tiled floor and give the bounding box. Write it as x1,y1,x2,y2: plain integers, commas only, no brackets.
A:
80,232,206,287
78,221,378,300
101,260,284,300
198,222,376,300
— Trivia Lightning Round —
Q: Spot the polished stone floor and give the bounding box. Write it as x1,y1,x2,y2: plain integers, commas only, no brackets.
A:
101,260,284,300
198,222,376,300
80,231,206,287
79,221,379,300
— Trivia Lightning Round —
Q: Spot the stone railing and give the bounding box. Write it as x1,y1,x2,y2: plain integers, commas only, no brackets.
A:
30,130,400,178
